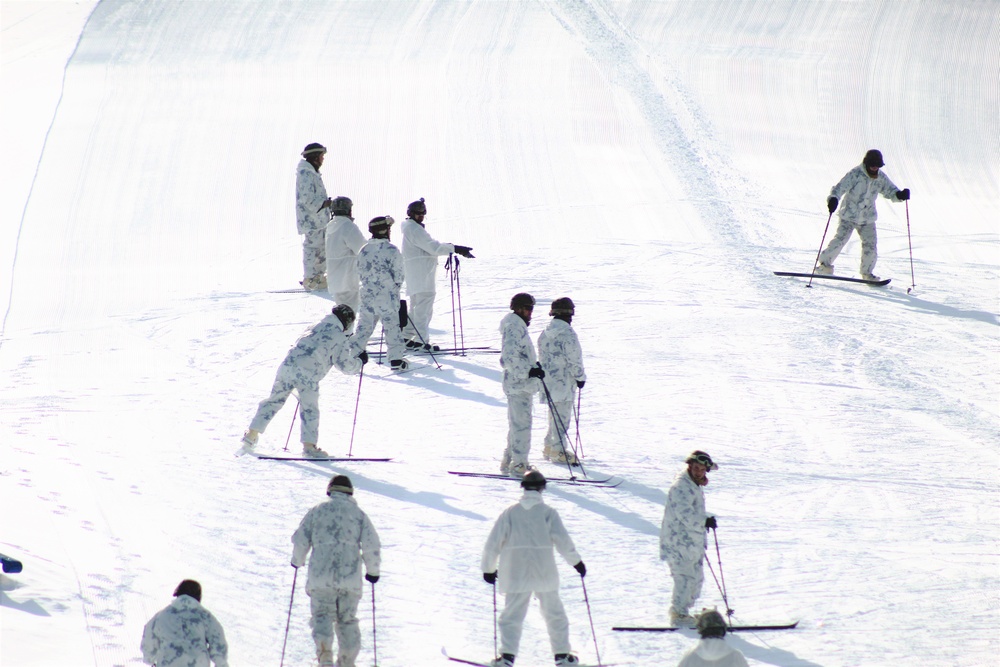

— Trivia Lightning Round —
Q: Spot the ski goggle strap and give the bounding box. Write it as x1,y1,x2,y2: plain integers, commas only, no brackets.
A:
688,452,718,470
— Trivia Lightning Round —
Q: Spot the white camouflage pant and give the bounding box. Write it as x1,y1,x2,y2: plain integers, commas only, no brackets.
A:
402,291,435,344
543,399,572,455
330,288,360,315
309,588,362,667
499,590,572,655
249,370,320,444
302,229,327,282
505,392,533,468
818,218,878,275
354,298,405,363
667,555,704,616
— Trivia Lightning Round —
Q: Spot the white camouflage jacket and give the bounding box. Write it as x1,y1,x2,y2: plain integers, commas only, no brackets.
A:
537,318,586,404
830,164,902,225
659,468,708,565
295,159,329,234
499,311,540,396
291,492,382,594
280,314,362,389
140,595,229,667
401,217,455,295
677,638,750,667
325,215,367,294
358,238,404,308
481,490,582,594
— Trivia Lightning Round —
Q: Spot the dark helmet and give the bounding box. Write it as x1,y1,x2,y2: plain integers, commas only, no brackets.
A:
332,304,355,329
327,474,354,496
549,297,575,316
510,293,536,311
173,579,202,602
407,198,427,217
520,470,547,491
863,149,885,169
368,215,395,232
686,450,719,471
302,142,327,157
696,609,727,637
330,196,353,216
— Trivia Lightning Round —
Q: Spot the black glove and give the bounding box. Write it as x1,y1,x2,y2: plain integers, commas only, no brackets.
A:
827,196,838,213
574,561,587,577
705,516,717,529
576,380,585,389
897,188,910,201
291,562,300,569
483,571,497,585
358,350,369,365
528,367,545,380
455,245,475,259
365,573,379,584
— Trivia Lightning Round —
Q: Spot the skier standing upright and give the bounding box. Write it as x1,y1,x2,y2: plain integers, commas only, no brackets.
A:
817,149,910,281
537,297,586,466
141,579,229,667
325,196,366,312
400,197,474,350
660,450,718,626
292,474,381,667
353,216,408,371
296,143,333,291
481,470,585,667
499,293,545,476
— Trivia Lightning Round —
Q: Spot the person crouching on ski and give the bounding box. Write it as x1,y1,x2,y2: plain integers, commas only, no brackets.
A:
537,297,586,466
240,304,368,458
676,609,749,667
481,470,586,667
292,475,381,667
660,450,719,626
352,215,409,371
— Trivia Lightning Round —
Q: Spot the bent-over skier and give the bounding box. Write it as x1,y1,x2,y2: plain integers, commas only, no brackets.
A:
676,609,749,667
352,216,408,371
537,297,586,466
296,143,333,291
499,293,545,476
141,580,229,667
325,196,366,312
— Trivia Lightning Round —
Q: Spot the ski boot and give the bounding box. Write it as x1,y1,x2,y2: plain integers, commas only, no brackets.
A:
814,262,834,275
670,609,697,627
553,449,580,466
390,359,409,371
490,655,515,667
303,443,329,458
555,654,579,666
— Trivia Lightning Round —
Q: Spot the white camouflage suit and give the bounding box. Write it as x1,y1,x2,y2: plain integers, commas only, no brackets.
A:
296,158,330,284
537,318,586,459
140,595,229,667
325,214,367,312
659,468,709,617
249,314,362,445
499,312,541,470
292,492,381,667
481,490,582,656
401,217,454,344
677,638,750,667
819,164,904,276
353,238,406,363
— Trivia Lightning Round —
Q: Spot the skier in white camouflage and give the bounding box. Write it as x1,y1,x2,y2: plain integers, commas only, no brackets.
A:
353,216,409,371
325,196,366,312
499,293,545,476
292,474,381,667
676,609,749,667
481,470,585,667
141,579,229,667
241,304,367,457
816,149,910,281
660,450,719,626
296,143,333,291
400,197,474,351
537,297,586,466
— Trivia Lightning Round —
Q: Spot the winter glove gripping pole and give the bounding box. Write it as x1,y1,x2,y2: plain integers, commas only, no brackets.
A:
827,196,838,213
279,567,298,667
483,572,497,584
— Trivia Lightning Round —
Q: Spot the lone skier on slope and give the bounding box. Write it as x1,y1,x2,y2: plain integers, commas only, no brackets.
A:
481,470,585,667
352,216,409,371
676,609,749,667
325,196,366,312
400,197,474,351
296,143,333,291
141,579,229,667
537,297,586,466
499,293,545,476
292,475,381,667
241,304,367,457
816,149,910,281
660,450,719,626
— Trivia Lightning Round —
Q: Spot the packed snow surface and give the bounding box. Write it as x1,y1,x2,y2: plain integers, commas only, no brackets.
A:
2,1,997,666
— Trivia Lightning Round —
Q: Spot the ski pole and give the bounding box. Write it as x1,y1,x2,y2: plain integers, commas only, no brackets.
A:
407,320,443,370
905,200,916,293
580,575,602,667
371,581,379,667
454,255,466,355
573,388,585,460
537,364,585,478
808,211,835,289
347,365,364,457
492,579,498,659
704,527,734,623
283,398,300,452
446,254,459,353
279,567,298,667
377,327,384,365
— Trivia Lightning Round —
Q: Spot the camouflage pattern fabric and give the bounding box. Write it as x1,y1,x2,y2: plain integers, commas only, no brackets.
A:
537,318,586,403
353,238,406,362
291,492,381,594
302,228,327,284
401,218,454,342
325,215,366,312
309,588,362,667
140,594,229,667
499,312,540,467
818,217,880,276
542,399,573,456
677,638,751,667
660,468,709,616
819,164,902,275
296,158,330,283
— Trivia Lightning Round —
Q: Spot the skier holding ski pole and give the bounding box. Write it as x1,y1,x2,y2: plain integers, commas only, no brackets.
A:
537,297,586,466
499,293,544,477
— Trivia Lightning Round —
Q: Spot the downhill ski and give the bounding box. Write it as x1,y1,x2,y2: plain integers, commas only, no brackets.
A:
443,648,612,667
613,621,798,632
774,271,890,286
254,455,392,462
448,471,619,488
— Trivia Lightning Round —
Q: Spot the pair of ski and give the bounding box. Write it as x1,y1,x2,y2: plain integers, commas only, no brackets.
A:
448,471,620,489
444,649,610,667
774,271,890,286
252,453,392,462
613,621,799,632
368,345,499,356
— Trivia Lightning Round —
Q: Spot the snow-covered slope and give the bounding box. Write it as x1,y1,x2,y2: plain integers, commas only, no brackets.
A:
2,2,997,666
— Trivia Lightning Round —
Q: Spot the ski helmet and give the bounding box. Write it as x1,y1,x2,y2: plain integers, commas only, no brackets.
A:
549,297,575,316
407,198,427,217
520,470,547,491
327,474,354,496
302,142,327,157
863,149,884,169
173,579,202,602
332,304,355,329
510,293,536,311
368,215,395,232
696,609,727,637
686,450,718,471
330,196,353,216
